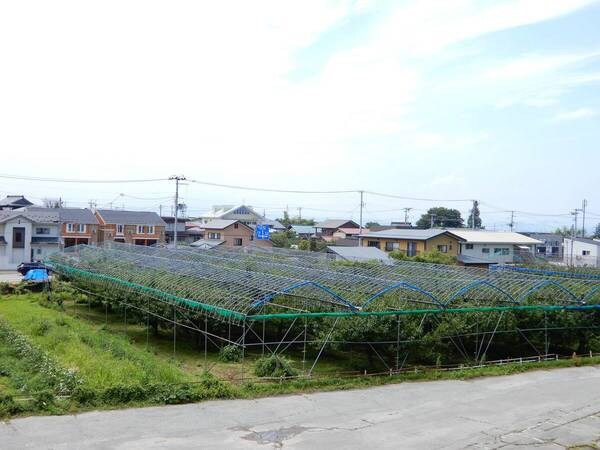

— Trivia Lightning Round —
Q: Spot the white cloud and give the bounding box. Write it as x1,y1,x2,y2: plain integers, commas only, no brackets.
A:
552,108,597,121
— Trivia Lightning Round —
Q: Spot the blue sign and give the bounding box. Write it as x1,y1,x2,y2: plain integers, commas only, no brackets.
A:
255,224,270,240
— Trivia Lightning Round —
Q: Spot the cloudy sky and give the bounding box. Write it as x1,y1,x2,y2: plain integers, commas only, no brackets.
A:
1,0,599,231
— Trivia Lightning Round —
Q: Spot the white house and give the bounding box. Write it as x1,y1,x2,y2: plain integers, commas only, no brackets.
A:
0,208,61,270
563,238,600,267
448,230,542,266
196,205,285,231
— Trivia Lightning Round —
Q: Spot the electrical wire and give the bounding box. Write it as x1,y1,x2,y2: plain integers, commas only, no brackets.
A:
0,174,167,183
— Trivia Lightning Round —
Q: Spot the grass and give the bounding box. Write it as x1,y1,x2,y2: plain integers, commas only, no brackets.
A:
1,290,600,419
0,294,189,390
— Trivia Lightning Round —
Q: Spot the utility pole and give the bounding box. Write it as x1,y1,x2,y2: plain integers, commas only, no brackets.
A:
169,175,186,249
508,211,515,232
570,209,579,266
159,204,163,217
430,214,436,229
297,207,302,220
581,199,588,237
358,190,365,246
403,207,412,224
471,200,476,229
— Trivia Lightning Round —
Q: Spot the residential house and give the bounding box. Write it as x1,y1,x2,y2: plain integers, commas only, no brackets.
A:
58,208,99,247
288,225,315,239
326,246,392,264
161,216,193,244
0,207,61,269
449,230,542,266
359,229,462,256
332,227,363,241
521,232,563,259
196,205,285,231
95,209,166,246
0,195,34,210
315,220,359,242
194,219,272,248
563,238,600,267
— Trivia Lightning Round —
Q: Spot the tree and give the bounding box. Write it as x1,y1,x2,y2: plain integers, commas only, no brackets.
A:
365,221,380,228
276,211,315,227
416,207,464,228
43,198,63,208
593,223,600,239
554,226,583,237
467,201,482,229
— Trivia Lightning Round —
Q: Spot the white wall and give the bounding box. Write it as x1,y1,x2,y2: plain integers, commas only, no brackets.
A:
460,243,525,264
563,239,600,267
0,218,60,270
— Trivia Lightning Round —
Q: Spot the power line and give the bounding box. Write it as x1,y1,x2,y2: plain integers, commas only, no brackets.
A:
0,174,167,183
187,178,357,194
365,190,472,202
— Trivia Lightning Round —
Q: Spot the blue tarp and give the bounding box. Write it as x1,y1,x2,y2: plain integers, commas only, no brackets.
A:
23,268,49,282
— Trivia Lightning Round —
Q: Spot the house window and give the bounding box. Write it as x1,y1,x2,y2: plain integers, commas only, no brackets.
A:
117,224,124,235
583,250,591,256
385,242,396,251
437,245,448,253
36,248,42,255
494,248,509,255
367,240,380,248
234,238,243,246
67,224,86,233
502,248,509,255
465,244,474,249
136,225,155,234
234,223,239,229
208,232,221,240
36,227,50,235
482,248,490,254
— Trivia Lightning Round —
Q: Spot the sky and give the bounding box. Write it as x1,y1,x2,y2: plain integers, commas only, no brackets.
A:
1,0,599,232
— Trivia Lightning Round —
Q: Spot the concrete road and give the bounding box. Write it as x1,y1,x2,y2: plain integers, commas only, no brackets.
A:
0,271,21,283
2,366,600,449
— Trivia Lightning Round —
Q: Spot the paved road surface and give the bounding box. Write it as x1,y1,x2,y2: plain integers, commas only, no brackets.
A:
0,271,21,283
2,366,600,449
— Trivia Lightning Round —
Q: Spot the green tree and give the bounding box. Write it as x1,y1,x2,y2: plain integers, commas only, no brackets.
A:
365,221,380,228
466,201,482,229
593,223,600,239
276,211,315,227
416,207,464,228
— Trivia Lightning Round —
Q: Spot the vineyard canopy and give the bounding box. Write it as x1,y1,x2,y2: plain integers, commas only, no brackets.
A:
47,243,600,324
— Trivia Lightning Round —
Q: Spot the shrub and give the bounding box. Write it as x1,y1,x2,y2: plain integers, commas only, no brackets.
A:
254,355,298,378
32,390,55,411
72,386,97,406
32,319,52,336
218,345,243,363
0,394,23,417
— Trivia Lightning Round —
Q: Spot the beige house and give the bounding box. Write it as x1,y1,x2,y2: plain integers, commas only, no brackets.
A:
192,219,272,248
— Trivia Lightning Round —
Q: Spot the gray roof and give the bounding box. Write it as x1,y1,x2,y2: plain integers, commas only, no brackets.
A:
289,225,316,235
0,207,59,224
0,195,34,208
567,237,600,247
315,219,359,229
359,228,449,240
190,239,225,249
203,219,240,230
58,208,98,224
96,209,166,226
326,246,391,263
